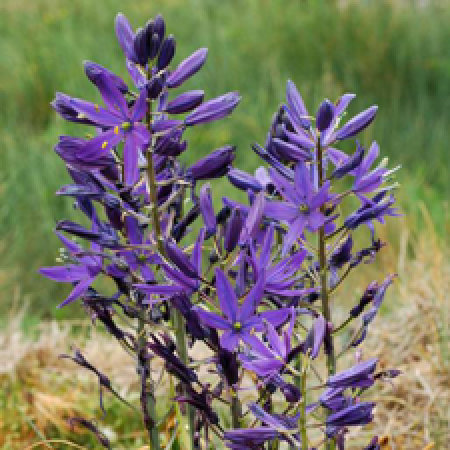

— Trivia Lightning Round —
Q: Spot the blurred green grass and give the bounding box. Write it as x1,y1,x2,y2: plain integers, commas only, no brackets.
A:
0,0,449,318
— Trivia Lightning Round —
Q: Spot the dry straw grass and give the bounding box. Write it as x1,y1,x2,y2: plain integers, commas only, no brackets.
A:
0,206,448,449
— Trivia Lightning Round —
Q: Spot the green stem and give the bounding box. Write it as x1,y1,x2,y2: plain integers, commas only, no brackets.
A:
317,137,336,450
138,319,160,449
231,393,241,429
300,367,308,450
144,69,194,448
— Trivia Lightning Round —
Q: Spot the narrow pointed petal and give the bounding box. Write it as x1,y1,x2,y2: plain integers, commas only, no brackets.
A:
39,265,88,282
58,277,93,308
131,88,148,122
239,269,265,321
194,308,230,330
93,73,128,118
259,308,291,328
282,216,306,256
239,192,265,245
220,330,240,352
286,80,309,127
190,227,205,274
215,268,239,322
266,321,285,359
123,133,139,186
264,201,298,222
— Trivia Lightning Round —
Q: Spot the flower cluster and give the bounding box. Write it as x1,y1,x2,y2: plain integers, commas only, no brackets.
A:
41,11,401,449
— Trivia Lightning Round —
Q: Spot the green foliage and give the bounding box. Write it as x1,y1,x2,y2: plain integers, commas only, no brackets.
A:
0,0,448,316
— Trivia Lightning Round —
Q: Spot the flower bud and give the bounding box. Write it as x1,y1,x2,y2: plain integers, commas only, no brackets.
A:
166,48,208,88
165,90,204,114
316,99,334,132
157,35,176,71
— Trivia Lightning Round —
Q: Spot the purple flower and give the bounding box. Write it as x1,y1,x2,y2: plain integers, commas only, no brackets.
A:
240,307,296,377
331,142,365,180
54,74,150,186
326,402,376,437
249,225,312,297
194,268,289,351
327,358,378,389
39,233,102,308
134,228,205,300
239,192,266,245
345,191,399,231
224,207,244,253
264,162,332,255
301,315,327,359
185,92,241,126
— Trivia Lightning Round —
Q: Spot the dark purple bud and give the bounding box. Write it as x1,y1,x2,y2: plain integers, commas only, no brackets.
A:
133,27,149,66
157,35,176,71
271,137,312,162
330,236,353,269
199,183,217,236
350,281,378,318
56,220,118,248
171,293,206,340
362,275,395,325
224,207,244,253
335,105,378,141
166,48,208,88
147,32,162,60
165,240,198,279
153,14,165,41
186,146,235,181
327,358,378,389
83,61,128,93
331,143,365,179
185,92,241,126
165,90,204,114
316,99,334,132
145,75,164,99
217,347,239,386
326,402,375,437
227,168,263,192
345,194,396,230
171,204,200,242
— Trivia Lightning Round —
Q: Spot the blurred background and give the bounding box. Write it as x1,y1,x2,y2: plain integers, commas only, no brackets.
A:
0,0,448,448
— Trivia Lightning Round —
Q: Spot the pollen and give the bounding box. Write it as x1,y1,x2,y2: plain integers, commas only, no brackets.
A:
94,104,99,111
299,203,309,213
102,141,108,149
233,322,242,331
114,125,119,135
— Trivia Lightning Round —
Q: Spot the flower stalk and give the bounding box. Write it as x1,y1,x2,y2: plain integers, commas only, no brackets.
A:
317,136,336,450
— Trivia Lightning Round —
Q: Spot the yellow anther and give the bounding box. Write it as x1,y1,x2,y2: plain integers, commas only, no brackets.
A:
94,104,99,111
102,141,108,149
114,125,119,135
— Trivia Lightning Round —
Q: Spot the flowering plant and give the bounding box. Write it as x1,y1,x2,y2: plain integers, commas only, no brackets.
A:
41,11,401,449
